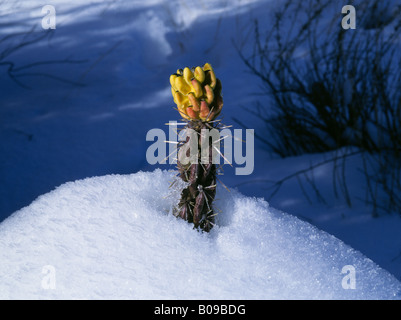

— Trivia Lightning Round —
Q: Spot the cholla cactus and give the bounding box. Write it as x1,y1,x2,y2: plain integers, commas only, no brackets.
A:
170,63,223,232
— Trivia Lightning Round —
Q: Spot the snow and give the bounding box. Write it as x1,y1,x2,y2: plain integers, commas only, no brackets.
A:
1,0,401,299
0,169,400,300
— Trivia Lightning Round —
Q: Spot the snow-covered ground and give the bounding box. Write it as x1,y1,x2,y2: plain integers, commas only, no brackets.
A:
1,170,400,299
1,0,401,298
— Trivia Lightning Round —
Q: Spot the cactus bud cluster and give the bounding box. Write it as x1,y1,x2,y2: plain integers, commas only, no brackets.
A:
170,63,223,122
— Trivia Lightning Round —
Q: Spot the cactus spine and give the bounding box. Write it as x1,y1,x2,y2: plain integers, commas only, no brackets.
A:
170,63,223,232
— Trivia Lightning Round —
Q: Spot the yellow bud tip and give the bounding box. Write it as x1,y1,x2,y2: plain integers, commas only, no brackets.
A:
175,76,192,95
190,78,203,98
203,63,212,71
188,93,200,112
183,67,194,85
170,74,177,89
186,107,199,119
199,100,211,120
204,84,214,104
194,66,205,83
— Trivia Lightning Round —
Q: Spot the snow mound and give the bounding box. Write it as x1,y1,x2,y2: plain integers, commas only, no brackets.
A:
0,170,400,299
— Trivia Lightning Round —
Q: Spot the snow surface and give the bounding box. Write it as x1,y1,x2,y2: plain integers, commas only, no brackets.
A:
0,170,400,300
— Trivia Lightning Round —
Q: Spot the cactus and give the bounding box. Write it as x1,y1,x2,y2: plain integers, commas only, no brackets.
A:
170,63,224,232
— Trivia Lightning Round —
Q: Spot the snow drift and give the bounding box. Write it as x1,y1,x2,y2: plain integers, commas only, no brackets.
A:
0,170,400,299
